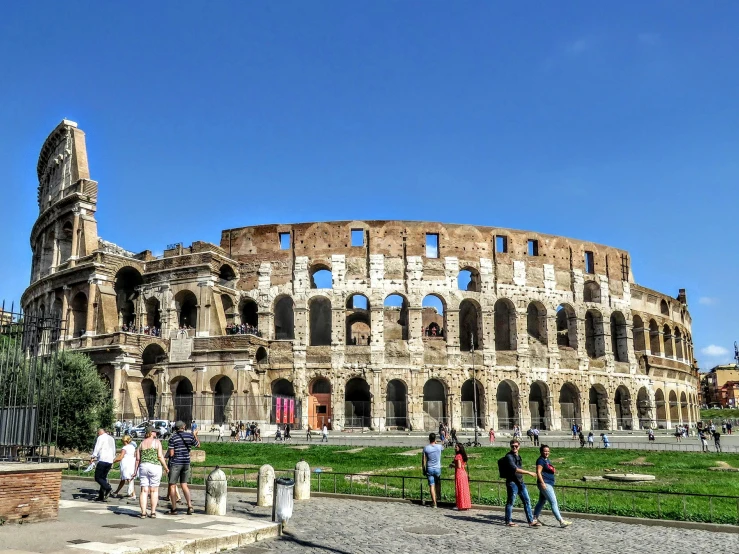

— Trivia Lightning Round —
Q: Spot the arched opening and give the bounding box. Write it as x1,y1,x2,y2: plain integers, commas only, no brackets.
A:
274,296,295,340
174,290,198,330
526,302,547,345
309,377,332,429
668,390,679,424
589,385,609,430
610,311,628,362
655,389,666,428
583,281,601,303
240,298,259,329
585,309,605,359
649,320,661,356
70,292,88,337
221,294,236,331
663,324,674,358
529,381,549,430
496,380,518,430
632,315,645,352
386,379,408,429
214,376,234,424
422,295,446,339
637,387,651,429
141,378,157,419
559,383,581,430
58,221,73,263
345,378,371,428
457,267,481,292
255,346,268,365
271,379,296,426
142,343,166,367
384,294,409,341
556,304,577,349
459,299,481,351
680,391,689,424
423,379,447,430
461,379,484,429
173,378,194,424
115,267,143,329
310,266,333,289
145,297,161,332
309,297,332,346
346,294,371,345
674,328,684,361
614,385,633,430
218,264,237,287
660,299,669,316
494,298,517,351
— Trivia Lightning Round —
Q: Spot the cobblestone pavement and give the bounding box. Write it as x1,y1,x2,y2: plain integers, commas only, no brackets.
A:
233,497,739,554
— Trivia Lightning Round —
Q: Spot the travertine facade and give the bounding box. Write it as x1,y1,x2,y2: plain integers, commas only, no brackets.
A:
22,121,700,431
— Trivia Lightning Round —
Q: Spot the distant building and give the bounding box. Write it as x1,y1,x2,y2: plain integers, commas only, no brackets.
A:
701,365,739,407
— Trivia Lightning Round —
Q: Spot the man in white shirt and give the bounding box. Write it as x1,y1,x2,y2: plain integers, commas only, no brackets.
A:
90,428,116,501
321,424,328,443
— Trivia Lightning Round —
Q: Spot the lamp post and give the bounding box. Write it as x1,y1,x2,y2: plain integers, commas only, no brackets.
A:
470,332,480,447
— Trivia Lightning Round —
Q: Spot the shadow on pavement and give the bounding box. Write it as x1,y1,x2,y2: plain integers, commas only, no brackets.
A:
278,530,353,554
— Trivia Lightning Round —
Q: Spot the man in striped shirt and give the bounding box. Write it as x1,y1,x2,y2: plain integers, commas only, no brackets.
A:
167,420,199,514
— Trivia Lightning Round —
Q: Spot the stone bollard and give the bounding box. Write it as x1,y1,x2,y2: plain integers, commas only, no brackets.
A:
205,466,227,515
257,464,275,507
294,459,311,500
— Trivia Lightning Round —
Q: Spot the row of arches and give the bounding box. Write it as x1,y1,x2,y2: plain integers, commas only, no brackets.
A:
632,316,693,362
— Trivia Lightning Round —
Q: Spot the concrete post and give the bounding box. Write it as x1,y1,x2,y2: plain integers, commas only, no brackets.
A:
205,467,227,515
294,460,311,500
257,464,275,507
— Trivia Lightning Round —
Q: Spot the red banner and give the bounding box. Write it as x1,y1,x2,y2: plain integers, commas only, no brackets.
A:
283,398,289,423
275,397,282,423
289,398,295,424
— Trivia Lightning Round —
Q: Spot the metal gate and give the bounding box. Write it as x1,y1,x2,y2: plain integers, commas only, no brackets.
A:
345,400,371,428
0,303,63,461
422,400,447,431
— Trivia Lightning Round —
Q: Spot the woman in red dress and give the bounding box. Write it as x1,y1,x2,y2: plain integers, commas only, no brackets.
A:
451,443,472,510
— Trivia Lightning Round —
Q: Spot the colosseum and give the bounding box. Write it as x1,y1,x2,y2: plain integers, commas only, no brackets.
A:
22,120,700,433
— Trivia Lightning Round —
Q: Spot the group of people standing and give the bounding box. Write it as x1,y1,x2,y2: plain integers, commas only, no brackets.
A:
90,421,200,518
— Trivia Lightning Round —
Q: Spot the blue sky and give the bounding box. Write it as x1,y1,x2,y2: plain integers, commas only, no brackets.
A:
1,2,737,370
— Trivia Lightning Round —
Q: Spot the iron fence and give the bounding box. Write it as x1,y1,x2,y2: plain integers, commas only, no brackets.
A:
0,302,63,461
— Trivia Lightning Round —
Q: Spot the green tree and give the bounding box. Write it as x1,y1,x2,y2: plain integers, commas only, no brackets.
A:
55,351,115,452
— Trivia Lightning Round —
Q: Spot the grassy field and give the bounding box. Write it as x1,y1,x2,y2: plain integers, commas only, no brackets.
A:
700,408,739,420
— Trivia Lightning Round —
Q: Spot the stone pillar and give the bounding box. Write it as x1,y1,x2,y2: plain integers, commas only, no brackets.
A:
85,280,97,336
196,282,212,337
68,210,81,268
257,465,275,507
205,468,228,515
113,364,125,419
60,287,70,339
332,307,344,346
446,308,460,348
294,460,311,500
370,306,384,347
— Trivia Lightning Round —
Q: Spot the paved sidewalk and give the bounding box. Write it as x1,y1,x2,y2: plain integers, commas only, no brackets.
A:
0,479,278,554
234,497,739,554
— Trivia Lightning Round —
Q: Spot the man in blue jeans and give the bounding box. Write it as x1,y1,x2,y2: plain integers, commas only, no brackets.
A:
503,439,540,527
422,432,443,508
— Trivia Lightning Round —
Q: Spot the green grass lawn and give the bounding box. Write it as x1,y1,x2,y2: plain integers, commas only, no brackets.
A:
700,408,739,420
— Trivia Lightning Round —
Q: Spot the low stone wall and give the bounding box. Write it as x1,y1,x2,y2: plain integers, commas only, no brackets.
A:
0,463,67,523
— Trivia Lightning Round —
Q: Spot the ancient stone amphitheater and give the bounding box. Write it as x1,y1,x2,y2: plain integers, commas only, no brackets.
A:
22,120,699,432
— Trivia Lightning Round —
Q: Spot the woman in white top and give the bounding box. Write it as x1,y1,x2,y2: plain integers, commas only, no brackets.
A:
112,435,137,499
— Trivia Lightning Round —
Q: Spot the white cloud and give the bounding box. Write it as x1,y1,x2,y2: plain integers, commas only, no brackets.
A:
638,32,661,46
566,38,590,55
698,297,716,305
702,345,729,357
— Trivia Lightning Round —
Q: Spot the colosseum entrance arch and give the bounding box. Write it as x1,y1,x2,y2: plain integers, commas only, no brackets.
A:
614,385,633,430
559,383,581,430
173,378,194,424
589,385,609,430
386,379,407,429
668,390,679,424
213,376,234,425
423,379,447,430
309,378,332,429
496,380,518,430
655,389,667,428
461,379,484,429
637,387,652,429
529,381,549,430
345,378,371,428
271,379,296,426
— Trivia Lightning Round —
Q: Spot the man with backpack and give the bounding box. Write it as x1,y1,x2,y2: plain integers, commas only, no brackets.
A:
499,439,540,527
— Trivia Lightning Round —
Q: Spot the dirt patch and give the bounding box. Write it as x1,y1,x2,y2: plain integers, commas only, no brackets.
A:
395,449,423,456
335,448,365,454
619,456,654,467
709,461,739,472
289,445,310,450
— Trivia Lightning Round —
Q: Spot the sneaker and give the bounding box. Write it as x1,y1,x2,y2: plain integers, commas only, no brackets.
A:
559,520,572,528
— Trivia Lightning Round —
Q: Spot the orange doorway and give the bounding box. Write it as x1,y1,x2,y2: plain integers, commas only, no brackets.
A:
309,378,332,429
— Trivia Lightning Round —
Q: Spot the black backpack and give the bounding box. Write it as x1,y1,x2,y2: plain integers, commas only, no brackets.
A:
498,455,513,479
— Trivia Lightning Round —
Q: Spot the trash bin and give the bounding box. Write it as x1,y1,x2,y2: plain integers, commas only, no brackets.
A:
272,477,295,526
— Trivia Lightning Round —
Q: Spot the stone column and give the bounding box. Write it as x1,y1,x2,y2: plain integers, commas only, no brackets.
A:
332,306,344,346
85,280,97,336
68,210,81,268
446,308,460,348
113,363,125,419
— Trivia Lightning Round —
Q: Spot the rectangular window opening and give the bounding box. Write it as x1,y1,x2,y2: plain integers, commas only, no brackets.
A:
279,232,291,250
351,229,365,247
621,253,630,281
585,251,595,274
426,233,439,258
527,239,539,257
495,235,508,254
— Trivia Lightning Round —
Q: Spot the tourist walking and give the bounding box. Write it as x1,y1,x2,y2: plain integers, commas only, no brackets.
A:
134,426,169,518
422,433,443,508
489,428,495,445
168,420,200,515
532,427,540,447
91,428,116,501
578,431,585,448
532,445,572,528
600,433,610,449
587,431,594,448
713,430,722,452
284,425,292,442
321,424,328,443
451,443,471,510
501,439,539,527
217,425,225,442
306,424,312,441
699,429,709,452
111,435,136,499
